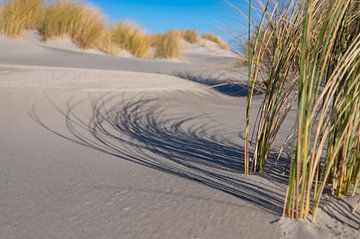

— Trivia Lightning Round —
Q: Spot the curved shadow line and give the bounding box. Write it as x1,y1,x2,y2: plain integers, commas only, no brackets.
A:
30,93,287,215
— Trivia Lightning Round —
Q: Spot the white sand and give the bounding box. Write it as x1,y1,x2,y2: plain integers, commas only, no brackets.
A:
182,39,238,58
0,35,358,239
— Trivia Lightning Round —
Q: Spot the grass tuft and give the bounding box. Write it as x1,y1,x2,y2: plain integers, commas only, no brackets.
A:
41,1,104,49
182,30,198,44
0,5,3,30
245,0,360,222
152,31,182,59
173,29,198,44
202,33,229,50
111,22,150,58
95,29,119,56
0,0,44,37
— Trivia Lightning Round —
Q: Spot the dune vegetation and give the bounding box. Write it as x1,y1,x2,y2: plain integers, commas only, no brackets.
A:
0,0,230,59
0,0,44,36
111,22,150,58
202,33,229,50
182,30,199,44
244,0,360,222
175,29,199,44
94,29,120,56
152,31,182,59
42,1,104,49
0,5,3,28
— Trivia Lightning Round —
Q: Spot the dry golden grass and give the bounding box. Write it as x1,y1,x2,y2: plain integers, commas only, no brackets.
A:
42,2,104,49
95,29,119,56
152,31,182,59
111,22,150,58
0,5,3,28
181,30,199,44
169,29,199,44
244,0,360,222
0,0,44,37
202,33,229,50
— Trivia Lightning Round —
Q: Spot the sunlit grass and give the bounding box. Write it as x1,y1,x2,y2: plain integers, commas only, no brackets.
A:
41,1,104,49
0,1,202,58
152,31,182,59
173,29,199,44
202,33,229,50
111,22,150,58
0,4,3,31
0,0,44,37
182,30,198,44
245,0,360,221
95,29,120,56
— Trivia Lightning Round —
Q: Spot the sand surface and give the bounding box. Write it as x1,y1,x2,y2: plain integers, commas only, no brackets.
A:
0,33,237,74
0,36,359,239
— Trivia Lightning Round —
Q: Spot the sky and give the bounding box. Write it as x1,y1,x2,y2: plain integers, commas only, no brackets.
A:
88,0,248,44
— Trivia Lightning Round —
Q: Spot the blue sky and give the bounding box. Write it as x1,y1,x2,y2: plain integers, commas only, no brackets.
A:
88,0,247,43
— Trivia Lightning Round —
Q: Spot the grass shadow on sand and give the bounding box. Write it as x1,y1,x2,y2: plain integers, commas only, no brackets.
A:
31,93,293,216
174,72,251,97
320,195,360,230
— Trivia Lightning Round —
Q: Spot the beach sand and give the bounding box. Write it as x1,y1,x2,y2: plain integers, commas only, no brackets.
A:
0,35,358,239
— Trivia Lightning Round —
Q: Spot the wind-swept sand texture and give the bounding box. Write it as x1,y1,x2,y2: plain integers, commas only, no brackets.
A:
0,36,359,239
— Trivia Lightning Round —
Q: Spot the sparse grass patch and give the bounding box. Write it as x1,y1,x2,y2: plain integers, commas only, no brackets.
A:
42,1,104,49
202,33,229,50
152,31,182,59
1,0,44,37
111,22,150,58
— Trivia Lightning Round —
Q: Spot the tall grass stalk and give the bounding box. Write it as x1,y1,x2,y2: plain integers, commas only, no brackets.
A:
246,0,360,221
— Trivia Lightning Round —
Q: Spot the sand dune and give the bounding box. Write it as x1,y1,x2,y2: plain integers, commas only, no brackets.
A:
0,31,237,73
0,35,358,239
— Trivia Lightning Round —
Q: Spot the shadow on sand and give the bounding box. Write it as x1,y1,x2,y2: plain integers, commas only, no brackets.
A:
174,72,251,97
320,195,360,230
30,93,287,216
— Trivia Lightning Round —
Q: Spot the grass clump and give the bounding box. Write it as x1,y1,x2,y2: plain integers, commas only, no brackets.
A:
0,4,3,28
182,30,198,44
0,0,44,36
111,22,150,58
95,29,119,56
42,1,104,49
244,0,360,222
202,33,229,50
173,29,198,44
152,31,182,59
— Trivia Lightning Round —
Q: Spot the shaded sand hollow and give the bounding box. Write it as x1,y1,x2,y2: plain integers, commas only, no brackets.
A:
0,35,359,239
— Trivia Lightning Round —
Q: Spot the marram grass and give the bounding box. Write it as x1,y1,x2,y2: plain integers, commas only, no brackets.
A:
152,31,182,59
175,29,199,44
202,33,229,50
245,0,360,222
0,0,44,36
95,29,120,56
0,0,189,58
111,22,150,58
182,30,198,44
42,1,104,49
